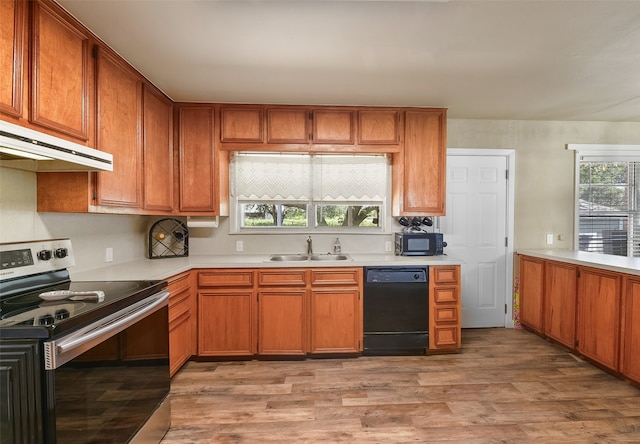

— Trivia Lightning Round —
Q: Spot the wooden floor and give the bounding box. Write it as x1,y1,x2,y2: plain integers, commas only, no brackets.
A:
162,329,640,443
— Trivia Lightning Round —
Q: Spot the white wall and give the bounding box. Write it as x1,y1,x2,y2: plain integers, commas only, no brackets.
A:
2,118,640,271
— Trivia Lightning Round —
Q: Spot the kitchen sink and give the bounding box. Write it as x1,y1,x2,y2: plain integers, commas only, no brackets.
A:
268,254,310,261
267,254,352,262
310,254,351,261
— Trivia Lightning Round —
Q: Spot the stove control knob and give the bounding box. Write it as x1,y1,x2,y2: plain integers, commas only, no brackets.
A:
54,248,68,259
38,250,52,261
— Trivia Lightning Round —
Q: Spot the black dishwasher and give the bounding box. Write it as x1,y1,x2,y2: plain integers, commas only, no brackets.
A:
363,266,429,355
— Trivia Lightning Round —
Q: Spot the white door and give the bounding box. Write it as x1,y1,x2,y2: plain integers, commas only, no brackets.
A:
440,152,512,328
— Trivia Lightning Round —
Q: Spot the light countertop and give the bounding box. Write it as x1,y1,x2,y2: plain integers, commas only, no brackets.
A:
517,249,640,277
70,254,464,282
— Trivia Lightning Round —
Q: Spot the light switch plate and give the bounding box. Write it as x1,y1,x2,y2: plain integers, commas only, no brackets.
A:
236,241,243,252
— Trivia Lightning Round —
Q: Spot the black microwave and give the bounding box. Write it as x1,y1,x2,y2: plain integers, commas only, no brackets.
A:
394,232,445,256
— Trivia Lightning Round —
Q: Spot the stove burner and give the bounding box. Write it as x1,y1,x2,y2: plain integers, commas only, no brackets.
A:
39,314,54,325
55,309,70,320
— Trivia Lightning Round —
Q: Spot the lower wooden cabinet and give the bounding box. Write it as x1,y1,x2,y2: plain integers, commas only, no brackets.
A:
196,267,362,357
544,260,577,348
519,256,545,333
198,269,255,356
621,276,640,382
576,267,621,370
519,254,640,384
167,271,196,375
429,265,461,352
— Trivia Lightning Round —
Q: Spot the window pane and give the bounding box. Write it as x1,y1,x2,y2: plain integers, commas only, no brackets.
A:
578,161,639,257
241,203,308,227
316,205,381,228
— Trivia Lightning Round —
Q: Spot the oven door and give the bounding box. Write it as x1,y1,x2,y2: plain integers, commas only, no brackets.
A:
43,291,170,443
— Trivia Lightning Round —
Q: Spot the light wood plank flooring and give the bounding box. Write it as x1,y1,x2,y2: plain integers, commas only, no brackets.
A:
163,328,640,443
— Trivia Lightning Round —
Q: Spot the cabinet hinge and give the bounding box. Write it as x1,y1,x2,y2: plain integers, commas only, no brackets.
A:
505,237,508,247
505,303,507,314
309,112,313,120
92,45,98,59
574,339,579,348
505,169,509,180
309,133,313,141
92,190,97,202
577,269,581,278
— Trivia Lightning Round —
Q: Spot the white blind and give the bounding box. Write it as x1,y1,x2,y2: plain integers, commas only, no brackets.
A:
231,153,387,202
231,153,311,201
312,155,387,202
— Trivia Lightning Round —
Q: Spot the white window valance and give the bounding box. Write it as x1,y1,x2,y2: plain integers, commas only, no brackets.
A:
231,153,387,202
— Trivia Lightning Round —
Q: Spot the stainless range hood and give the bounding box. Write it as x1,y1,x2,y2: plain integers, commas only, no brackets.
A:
0,120,113,172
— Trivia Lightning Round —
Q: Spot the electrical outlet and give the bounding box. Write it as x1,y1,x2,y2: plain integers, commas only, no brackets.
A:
236,240,244,252
546,234,554,245
385,241,392,252
105,247,113,262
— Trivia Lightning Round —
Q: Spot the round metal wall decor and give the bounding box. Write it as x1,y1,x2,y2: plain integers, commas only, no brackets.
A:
149,218,189,259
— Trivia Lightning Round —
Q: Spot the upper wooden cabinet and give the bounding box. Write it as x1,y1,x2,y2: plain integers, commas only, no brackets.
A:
143,84,173,212
358,110,400,145
394,109,447,216
220,107,263,143
0,0,26,118
95,47,143,208
30,0,90,141
312,109,354,144
266,108,309,144
177,105,219,214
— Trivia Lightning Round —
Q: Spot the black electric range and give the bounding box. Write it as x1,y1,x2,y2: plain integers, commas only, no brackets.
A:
0,239,171,443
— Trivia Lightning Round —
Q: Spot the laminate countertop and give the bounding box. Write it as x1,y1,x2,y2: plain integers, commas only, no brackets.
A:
70,254,463,282
517,249,640,277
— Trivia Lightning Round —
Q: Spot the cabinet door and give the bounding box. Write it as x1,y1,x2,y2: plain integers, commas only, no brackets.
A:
31,0,89,140
178,106,218,213
95,47,143,208
0,340,42,444
544,261,577,348
267,108,309,144
398,109,447,215
576,267,621,370
519,256,544,333
0,0,25,117
258,290,306,355
143,85,173,212
220,107,263,143
198,290,254,356
358,110,399,145
309,288,360,354
312,110,354,144
621,276,640,383
168,272,194,376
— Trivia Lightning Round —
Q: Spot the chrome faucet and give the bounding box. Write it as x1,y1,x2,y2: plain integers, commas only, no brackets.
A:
306,236,313,254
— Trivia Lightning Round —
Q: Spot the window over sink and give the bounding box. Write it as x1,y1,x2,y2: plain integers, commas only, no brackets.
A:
230,153,388,233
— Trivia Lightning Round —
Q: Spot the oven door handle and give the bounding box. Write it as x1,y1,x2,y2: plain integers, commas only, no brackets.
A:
44,290,169,370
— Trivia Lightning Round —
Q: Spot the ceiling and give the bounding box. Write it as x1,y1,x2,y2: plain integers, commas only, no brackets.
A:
56,0,640,122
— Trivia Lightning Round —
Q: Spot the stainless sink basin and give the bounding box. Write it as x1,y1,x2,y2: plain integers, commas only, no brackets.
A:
266,253,352,262
309,254,351,261
268,254,309,261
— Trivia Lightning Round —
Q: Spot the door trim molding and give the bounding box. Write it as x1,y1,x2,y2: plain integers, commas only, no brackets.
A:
446,148,516,328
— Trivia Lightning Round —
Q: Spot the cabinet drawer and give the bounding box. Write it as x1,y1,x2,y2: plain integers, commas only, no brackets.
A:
258,269,306,287
433,325,459,347
309,268,360,286
434,306,458,323
167,271,191,293
432,287,458,304
432,267,459,285
198,270,254,287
